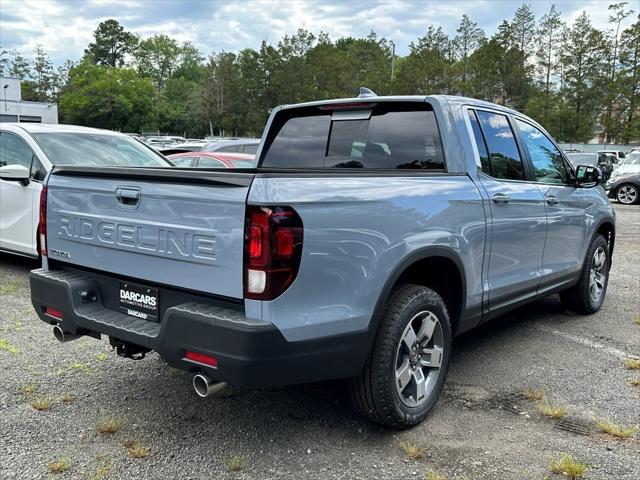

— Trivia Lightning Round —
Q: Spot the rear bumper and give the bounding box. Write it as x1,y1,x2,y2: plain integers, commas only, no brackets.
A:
30,267,369,387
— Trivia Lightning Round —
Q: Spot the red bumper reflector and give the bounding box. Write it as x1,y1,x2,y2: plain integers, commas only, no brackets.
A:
185,351,218,368
45,307,62,319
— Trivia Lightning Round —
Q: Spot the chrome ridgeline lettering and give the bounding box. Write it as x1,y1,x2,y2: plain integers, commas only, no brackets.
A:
56,215,216,262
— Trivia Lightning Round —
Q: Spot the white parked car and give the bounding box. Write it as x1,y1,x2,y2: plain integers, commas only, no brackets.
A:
597,149,626,163
0,123,172,258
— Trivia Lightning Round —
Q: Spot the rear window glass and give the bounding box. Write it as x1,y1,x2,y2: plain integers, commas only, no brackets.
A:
262,103,444,170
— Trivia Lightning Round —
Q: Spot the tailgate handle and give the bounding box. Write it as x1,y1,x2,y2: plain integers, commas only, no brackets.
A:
116,187,141,208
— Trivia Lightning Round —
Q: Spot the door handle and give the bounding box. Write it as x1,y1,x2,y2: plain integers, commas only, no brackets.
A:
115,187,141,208
545,195,559,206
492,193,510,204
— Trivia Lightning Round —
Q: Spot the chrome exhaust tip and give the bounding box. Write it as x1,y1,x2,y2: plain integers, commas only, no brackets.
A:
53,325,82,343
193,373,227,398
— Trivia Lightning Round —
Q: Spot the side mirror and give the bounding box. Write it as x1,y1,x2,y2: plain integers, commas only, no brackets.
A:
575,165,602,188
0,164,30,186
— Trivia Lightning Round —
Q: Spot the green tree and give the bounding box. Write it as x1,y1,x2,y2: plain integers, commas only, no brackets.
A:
535,4,563,124
453,15,485,95
559,12,608,142
616,15,640,143
84,19,137,67
59,61,155,132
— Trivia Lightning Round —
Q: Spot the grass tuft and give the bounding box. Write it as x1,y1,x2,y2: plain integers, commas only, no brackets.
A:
96,419,121,435
400,440,426,460
549,454,587,479
227,456,246,472
629,378,640,387
31,398,53,411
522,386,548,401
96,352,108,362
127,443,150,459
536,400,567,419
61,393,76,403
18,384,39,395
425,468,446,480
0,281,19,294
634,317,640,326
90,463,112,480
0,338,19,355
625,358,640,370
46,458,70,474
70,361,95,374
596,420,638,440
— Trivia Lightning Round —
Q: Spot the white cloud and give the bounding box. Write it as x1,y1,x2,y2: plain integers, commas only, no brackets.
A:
0,0,628,66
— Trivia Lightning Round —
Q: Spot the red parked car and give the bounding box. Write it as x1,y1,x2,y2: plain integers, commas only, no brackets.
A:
167,152,256,169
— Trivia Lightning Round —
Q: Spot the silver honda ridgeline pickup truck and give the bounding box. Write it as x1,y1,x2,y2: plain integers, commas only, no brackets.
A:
30,93,615,428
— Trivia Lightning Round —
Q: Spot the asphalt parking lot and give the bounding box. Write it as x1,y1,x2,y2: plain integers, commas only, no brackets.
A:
0,203,638,480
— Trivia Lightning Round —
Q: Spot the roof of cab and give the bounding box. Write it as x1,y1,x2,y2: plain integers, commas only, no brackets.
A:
277,94,521,117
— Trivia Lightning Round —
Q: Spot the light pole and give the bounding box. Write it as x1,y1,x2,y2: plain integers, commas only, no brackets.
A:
390,41,396,87
3,84,8,112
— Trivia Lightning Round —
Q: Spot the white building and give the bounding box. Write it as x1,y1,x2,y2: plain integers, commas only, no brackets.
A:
0,77,58,124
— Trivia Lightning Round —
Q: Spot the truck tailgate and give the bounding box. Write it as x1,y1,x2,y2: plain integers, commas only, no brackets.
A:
45,167,253,299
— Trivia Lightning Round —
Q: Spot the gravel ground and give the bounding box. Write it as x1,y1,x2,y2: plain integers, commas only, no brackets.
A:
0,203,638,480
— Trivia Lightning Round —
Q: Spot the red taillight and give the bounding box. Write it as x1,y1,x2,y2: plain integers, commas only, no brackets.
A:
244,206,303,300
45,307,62,319
39,186,47,256
185,350,218,368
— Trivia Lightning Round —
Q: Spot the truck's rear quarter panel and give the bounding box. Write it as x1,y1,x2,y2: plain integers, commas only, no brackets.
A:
249,174,486,341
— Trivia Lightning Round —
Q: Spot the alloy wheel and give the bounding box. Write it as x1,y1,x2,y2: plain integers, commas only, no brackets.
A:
394,310,444,408
617,185,638,204
589,246,607,304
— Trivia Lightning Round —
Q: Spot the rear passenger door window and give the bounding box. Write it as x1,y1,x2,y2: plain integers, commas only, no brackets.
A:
475,111,524,181
515,119,567,184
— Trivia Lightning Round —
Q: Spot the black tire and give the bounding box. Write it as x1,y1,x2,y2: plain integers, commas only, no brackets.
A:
349,284,452,429
616,183,639,205
560,234,610,314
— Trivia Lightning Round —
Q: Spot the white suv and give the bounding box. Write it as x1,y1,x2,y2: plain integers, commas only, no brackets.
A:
0,123,172,257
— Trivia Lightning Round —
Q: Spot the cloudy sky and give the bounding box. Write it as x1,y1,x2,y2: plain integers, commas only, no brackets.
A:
0,0,631,66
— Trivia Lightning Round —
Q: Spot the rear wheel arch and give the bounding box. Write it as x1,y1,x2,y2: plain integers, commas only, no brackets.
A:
370,247,466,340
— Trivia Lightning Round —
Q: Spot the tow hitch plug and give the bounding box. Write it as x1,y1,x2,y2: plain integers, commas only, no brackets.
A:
109,337,150,360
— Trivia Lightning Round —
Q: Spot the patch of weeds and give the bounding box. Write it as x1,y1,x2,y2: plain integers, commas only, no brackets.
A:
70,361,95,374
0,281,19,295
46,458,70,474
13,320,23,331
634,317,640,326
61,393,76,403
522,386,547,401
227,456,246,472
95,352,108,362
124,440,150,459
97,418,121,435
536,400,567,419
625,358,640,370
0,338,19,355
54,368,66,377
400,440,425,460
549,454,586,479
31,398,54,411
425,468,446,480
18,383,39,395
90,462,112,480
596,420,638,440
629,378,640,387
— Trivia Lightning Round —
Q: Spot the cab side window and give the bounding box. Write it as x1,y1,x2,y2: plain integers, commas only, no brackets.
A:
0,132,33,169
0,132,45,181
475,111,524,181
515,119,567,184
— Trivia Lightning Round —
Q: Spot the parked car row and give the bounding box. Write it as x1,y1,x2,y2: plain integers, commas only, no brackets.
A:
605,151,640,204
